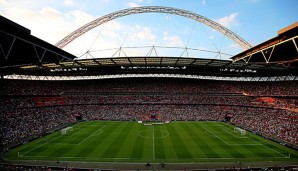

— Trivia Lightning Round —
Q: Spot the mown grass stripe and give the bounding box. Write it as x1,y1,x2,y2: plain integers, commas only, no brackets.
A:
87,122,117,158
219,123,284,158
130,123,145,159
246,133,290,158
177,122,206,157
202,125,247,158
68,124,105,158
19,132,61,156
167,123,192,159
117,123,139,158
162,124,178,160
154,125,166,159
6,121,298,163
101,122,133,158
219,123,282,157
186,122,223,158
140,125,155,159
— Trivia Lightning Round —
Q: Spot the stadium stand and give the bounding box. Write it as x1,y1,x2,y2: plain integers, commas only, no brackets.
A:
1,78,297,151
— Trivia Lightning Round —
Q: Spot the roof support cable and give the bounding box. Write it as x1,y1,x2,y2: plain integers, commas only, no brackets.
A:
88,22,106,52
153,46,159,57
183,20,196,58
120,14,138,47
111,48,121,57
111,20,122,48
218,33,226,60
146,46,159,57
200,23,220,59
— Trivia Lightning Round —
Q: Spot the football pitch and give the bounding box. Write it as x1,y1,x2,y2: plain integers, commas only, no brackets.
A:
5,121,298,164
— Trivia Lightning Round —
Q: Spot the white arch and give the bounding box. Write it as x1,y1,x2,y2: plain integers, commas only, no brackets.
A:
56,6,252,50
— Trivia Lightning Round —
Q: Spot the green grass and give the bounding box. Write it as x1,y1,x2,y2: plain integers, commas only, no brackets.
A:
5,121,298,163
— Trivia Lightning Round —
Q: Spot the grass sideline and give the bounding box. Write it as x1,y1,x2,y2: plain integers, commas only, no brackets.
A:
5,121,298,164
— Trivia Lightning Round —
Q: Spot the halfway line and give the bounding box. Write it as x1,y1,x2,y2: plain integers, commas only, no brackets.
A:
153,125,155,159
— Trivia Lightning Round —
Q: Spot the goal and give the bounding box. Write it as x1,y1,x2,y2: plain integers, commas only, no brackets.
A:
61,127,73,135
234,127,246,135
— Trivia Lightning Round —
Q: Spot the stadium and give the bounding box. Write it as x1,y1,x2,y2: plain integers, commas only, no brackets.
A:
1,3,298,171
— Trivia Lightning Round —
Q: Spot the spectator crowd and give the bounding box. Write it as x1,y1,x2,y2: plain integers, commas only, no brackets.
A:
1,78,297,149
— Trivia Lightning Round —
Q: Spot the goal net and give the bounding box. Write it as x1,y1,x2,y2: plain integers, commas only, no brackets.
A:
234,127,246,135
61,127,73,135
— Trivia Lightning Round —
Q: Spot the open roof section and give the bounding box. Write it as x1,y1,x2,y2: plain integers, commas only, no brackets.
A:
0,16,76,71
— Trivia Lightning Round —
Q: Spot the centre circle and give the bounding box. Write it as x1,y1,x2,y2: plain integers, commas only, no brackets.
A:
138,129,169,139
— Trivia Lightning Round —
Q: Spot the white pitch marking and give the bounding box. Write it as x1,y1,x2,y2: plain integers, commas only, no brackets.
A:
20,134,63,157
152,125,155,159
77,126,105,145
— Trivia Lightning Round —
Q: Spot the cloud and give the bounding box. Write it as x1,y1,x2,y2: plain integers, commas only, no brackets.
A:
64,0,74,6
69,23,158,57
128,2,141,7
216,13,239,28
202,0,206,6
68,10,95,26
0,1,239,59
129,25,156,42
163,32,184,47
0,0,7,4
0,2,96,49
208,35,214,39
1,0,157,57
228,43,242,50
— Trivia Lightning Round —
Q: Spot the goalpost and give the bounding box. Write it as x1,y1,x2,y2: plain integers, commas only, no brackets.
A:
234,127,246,135
61,127,73,135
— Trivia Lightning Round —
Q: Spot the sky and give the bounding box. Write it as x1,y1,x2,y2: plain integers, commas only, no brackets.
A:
0,0,297,60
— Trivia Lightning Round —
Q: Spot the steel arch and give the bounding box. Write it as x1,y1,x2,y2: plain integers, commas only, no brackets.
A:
56,6,252,50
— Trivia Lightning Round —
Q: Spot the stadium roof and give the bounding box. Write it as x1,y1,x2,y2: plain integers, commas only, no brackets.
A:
0,16,297,78
5,57,294,77
0,16,76,68
231,22,298,68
